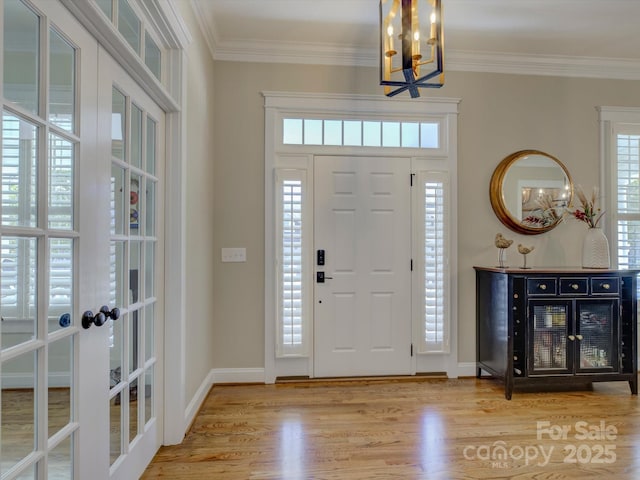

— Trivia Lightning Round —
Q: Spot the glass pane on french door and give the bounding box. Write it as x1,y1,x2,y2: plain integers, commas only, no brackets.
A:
2,1,79,478
108,84,160,469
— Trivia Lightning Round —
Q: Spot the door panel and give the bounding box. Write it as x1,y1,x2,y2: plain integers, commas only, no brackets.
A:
314,156,411,377
1,1,106,479
98,48,164,480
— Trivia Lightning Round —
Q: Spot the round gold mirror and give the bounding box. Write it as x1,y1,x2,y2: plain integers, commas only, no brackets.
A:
490,150,572,235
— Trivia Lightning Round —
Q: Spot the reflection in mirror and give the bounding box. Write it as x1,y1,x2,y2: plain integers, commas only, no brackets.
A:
490,150,573,235
503,156,570,226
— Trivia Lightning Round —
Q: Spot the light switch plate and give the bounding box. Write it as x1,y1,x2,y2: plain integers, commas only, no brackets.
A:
221,247,246,262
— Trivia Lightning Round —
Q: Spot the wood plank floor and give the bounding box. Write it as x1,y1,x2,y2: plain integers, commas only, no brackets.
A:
142,376,640,479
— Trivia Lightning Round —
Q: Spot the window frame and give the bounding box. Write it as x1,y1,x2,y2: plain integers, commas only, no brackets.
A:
275,168,311,357
599,107,640,269
264,92,460,382
414,170,451,354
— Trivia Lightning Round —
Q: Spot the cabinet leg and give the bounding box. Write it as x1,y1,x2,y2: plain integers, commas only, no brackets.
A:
476,366,482,378
505,378,513,400
629,378,638,395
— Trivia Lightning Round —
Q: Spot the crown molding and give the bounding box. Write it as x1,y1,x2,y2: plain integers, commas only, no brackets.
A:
213,39,377,68
140,0,192,49
447,50,640,80
189,0,217,59
210,38,640,80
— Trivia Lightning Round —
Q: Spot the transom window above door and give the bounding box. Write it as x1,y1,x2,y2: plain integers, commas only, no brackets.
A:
283,118,439,149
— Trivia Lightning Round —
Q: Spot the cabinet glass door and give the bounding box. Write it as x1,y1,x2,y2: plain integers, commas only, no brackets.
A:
529,301,572,374
576,300,618,373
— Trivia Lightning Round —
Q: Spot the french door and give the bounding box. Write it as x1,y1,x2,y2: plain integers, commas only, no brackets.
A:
1,0,107,478
0,1,163,479
313,156,412,377
98,48,164,480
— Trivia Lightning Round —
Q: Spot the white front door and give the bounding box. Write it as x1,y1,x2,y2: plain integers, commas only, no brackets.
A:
313,156,412,377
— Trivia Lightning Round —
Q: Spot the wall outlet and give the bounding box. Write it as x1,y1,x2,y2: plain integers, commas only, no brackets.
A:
221,247,246,262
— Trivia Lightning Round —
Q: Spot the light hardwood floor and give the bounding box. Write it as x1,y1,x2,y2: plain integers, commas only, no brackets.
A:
142,376,640,479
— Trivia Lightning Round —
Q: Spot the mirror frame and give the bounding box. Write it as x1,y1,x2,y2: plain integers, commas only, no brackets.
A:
490,149,573,235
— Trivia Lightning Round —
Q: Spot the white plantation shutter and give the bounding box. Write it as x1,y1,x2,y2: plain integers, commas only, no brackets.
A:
276,169,310,356
1,115,74,322
0,237,37,320
419,171,450,353
614,131,640,270
1,115,37,320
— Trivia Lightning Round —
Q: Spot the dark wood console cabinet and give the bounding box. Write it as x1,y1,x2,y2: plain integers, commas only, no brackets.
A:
475,266,639,400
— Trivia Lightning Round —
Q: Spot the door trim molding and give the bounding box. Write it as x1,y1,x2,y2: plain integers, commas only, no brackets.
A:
264,92,460,383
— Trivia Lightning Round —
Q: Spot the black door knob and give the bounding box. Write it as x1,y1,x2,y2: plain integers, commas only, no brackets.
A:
81,310,107,329
99,305,121,321
58,313,71,328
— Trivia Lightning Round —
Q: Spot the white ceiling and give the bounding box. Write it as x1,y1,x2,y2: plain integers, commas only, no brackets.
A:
191,0,640,80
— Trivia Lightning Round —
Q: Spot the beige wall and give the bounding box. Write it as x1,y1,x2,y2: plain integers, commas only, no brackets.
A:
211,60,640,367
176,2,218,401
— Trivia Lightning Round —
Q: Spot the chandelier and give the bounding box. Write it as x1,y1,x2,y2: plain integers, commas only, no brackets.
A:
380,0,444,98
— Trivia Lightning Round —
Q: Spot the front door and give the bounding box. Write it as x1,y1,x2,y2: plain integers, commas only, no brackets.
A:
313,156,412,377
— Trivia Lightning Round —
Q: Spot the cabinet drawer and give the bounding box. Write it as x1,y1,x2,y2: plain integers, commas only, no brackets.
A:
527,278,557,295
559,278,588,295
591,277,619,295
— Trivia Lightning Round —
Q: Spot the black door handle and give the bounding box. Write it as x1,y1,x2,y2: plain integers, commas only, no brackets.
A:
82,310,106,329
317,272,333,283
99,305,121,321
82,305,121,329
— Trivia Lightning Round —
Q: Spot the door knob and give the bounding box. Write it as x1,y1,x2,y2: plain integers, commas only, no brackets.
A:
99,305,121,321
82,310,107,329
58,313,71,328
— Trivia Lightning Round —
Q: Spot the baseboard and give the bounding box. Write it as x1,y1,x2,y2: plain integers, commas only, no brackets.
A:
456,362,477,377
184,369,215,431
212,367,265,384
183,368,265,432
1,372,70,389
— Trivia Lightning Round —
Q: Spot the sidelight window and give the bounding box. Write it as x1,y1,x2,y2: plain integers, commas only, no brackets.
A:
275,170,310,356
422,177,449,352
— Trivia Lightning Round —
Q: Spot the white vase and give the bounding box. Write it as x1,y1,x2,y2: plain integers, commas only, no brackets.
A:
581,227,610,269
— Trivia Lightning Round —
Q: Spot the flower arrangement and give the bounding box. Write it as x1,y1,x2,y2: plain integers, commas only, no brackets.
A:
522,193,565,227
571,185,604,228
